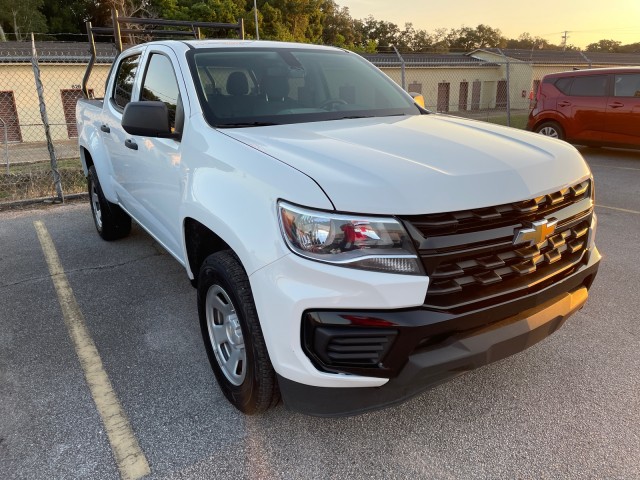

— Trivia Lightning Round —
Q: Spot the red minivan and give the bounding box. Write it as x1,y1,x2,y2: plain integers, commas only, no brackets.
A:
527,67,640,149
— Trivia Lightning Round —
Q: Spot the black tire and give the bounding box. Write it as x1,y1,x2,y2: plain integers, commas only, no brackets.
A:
197,250,280,414
88,166,131,241
535,121,565,141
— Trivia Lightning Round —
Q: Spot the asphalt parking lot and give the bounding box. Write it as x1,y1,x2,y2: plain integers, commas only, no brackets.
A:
1,146,639,479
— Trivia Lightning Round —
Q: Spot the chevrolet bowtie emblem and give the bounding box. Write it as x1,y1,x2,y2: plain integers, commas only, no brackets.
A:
513,218,557,246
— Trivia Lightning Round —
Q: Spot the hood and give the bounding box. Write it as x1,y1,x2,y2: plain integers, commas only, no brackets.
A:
222,114,591,215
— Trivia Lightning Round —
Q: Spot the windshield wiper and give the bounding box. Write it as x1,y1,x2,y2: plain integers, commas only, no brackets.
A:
216,122,280,128
336,115,374,120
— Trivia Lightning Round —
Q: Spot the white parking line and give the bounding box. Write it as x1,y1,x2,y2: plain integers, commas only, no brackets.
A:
596,204,640,215
34,220,150,480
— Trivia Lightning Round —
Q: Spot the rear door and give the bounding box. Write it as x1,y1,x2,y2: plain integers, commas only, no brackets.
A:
561,74,608,143
104,49,144,212
604,72,640,147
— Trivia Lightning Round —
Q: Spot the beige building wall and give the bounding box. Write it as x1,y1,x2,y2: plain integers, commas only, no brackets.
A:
0,63,111,142
379,66,504,112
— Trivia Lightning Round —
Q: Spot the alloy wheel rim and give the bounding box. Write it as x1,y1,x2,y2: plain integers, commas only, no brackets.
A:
206,284,246,386
91,182,102,229
539,126,559,138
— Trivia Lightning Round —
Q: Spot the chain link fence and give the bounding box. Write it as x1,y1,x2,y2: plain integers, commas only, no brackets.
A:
1,41,638,206
365,48,640,129
0,40,116,206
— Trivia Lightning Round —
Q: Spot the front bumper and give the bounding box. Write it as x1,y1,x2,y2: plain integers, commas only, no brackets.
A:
279,247,600,416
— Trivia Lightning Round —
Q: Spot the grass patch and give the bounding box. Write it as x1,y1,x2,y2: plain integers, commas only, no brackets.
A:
486,113,529,130
1,158,86,203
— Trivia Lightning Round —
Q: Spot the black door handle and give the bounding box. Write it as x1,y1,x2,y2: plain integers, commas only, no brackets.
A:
100,124,110,133
125,139,138,150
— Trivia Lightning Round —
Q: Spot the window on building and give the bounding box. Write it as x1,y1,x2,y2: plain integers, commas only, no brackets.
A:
0,91,22,142
437,82,450,112
459,82,469,111
471,80,481,111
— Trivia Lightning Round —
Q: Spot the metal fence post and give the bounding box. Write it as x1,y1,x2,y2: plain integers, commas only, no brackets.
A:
30,33,64,203
0,118,8,174
497,48,511,127
391,45,406,90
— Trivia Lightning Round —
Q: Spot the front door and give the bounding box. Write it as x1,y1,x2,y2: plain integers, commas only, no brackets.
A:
604,72,640,147
124,49,186,258
561,74,608,143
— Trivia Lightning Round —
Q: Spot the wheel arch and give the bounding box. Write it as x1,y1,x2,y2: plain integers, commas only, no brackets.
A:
531,113,567,136
184,217,232,286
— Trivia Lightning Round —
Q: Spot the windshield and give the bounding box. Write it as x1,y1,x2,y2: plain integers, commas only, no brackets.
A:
187,47,421,127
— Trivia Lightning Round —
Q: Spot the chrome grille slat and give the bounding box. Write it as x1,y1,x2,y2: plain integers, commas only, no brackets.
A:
399,181,593,311
427,220,589,292
404,180,591,238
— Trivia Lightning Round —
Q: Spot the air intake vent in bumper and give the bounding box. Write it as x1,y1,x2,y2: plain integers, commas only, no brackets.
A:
311,327,398,369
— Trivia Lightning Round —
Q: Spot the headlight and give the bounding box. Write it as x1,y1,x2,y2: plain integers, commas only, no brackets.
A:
278,201,423,275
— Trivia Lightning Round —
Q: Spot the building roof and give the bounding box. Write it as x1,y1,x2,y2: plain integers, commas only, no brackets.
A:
361,52,498,68
0,41,117,63
469,48,640,66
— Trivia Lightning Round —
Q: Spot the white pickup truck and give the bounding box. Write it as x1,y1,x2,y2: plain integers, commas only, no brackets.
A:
77,38,600,416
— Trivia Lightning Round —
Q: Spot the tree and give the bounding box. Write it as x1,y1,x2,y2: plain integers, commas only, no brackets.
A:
0,0,48,40
504,32,552,50
586,39,622,52
448,24,505,51
320,0,360,47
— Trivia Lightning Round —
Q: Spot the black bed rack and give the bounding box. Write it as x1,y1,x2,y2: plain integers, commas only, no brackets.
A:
82,8,245,98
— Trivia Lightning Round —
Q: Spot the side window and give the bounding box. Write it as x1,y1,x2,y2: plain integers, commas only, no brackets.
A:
554,77,573,95
113,54,140,109
140,53,180,129
614,74,640,97
569,75,607,97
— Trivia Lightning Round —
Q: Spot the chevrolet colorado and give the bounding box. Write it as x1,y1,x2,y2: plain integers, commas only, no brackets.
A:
77,38,600,416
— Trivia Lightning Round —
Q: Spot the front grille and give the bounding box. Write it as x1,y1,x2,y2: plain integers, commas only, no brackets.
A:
403,180,590,237
400,180,593,312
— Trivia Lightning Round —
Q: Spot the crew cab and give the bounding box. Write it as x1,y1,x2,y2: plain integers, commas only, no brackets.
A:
77,38,600,416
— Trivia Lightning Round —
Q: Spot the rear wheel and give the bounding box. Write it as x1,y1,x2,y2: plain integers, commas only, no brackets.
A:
535,121,564,141
197,250,280,414
88,166,131,240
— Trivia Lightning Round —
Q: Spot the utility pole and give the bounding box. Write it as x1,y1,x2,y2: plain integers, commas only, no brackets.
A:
561,31,569,50
254,0,259,40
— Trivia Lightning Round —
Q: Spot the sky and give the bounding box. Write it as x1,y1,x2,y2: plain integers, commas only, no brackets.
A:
342,0,640,48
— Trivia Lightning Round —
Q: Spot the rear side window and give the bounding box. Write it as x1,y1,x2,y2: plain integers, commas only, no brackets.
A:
569,75,607,97
113,54,140,109
140,53,181,130
553,77,573,95
614,74,640,97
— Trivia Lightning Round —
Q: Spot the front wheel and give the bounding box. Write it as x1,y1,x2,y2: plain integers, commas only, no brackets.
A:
535,121,565,141
197,250,280,414
87,166,131,240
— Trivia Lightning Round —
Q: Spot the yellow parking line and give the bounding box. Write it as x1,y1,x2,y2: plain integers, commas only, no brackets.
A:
34,220,150,480
596,204,640,215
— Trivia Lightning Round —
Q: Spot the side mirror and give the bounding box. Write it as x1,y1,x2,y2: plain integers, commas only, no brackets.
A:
409,92,426,109
121,101,180,139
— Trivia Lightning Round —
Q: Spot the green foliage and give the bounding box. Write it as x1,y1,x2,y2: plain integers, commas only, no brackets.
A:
586,39,622,52
0,0,48,40
2,0,636,56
